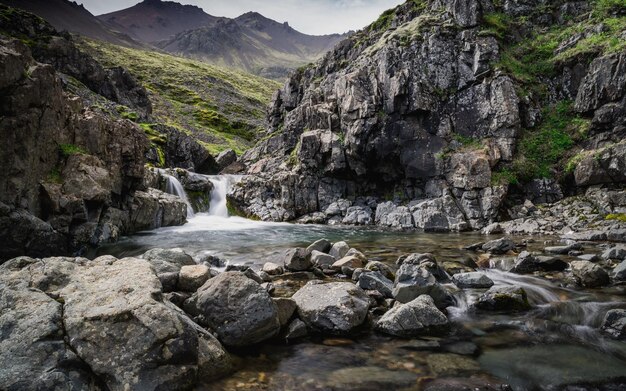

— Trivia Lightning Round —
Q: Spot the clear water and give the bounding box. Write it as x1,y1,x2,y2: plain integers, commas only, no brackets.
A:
96,179,626,390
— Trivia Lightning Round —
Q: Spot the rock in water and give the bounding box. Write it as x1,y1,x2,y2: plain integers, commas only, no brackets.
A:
481,238,516,254
329,241,351,259
195,272,280,346
451,272,494,288
358,270,394,298
392,261,453,309
292,281,370,334
614,260,626,281
569,260,610,288
473,286,531,312
601,309,626,340
307,238,332,253
511,251,567,274
375,295,449,337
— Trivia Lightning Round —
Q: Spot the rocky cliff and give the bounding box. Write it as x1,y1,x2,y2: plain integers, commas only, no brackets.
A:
0,8,194,260
230,0,626,231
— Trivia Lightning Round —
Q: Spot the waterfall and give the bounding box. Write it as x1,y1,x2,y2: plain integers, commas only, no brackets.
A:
207,176,238,217
158,169,195,218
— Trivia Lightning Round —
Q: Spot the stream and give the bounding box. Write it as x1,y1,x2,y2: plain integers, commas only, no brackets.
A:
97,175,626,390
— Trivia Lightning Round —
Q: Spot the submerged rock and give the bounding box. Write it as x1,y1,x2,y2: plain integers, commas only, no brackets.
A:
482,238,516,254
195,272,280,346
473,286,531,312
511,251,567,274
375,295,449,337
292,281,370,335
326,366,418,390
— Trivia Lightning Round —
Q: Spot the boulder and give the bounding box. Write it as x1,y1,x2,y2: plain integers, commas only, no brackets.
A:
511,251,567,274
307,238,332,253
284,247,312,271
342,206,373,225
481,238,516,254
451,272,494,289
262,262,284,275
292,281,370,334
602,246,626,261
375,202,414,229
130,188,188,231
482,223,503,235
375,295,449,337
614,260,626,281
0,256,233,390
545,243,582,255
392,262,453,309
329,241,350,259
365,261,395,280
273,297,297,327
215,149,237,170
195,272,280,346
473,286,531,312
285,318,308,340
178,265,210,292
357,270,394,298
601,309,626,340
570,260,610,288
332,255,365,271
142,248,195,291
310,250,336,268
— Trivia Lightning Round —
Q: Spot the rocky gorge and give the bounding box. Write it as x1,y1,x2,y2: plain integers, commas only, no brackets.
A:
0,0,626,390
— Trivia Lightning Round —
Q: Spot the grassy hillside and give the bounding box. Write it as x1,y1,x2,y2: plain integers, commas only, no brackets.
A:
79,39,281,154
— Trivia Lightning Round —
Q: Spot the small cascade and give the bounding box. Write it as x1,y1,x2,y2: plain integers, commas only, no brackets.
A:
157,169,195,218
206,175,241,217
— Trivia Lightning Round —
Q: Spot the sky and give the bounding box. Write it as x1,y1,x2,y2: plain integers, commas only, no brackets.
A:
78,0,403,35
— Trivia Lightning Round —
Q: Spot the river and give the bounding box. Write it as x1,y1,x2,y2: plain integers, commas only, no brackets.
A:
97,174,626,390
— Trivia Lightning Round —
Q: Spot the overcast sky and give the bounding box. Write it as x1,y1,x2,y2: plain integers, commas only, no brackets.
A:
79,0,403,35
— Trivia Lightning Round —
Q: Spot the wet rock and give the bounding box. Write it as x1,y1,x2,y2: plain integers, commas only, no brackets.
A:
602,246,626,261
511,251,567,274
614,260,626,281
451,272,494,289
570,260,610,288
442,341,480,356
441,261,475,276
473,286,531,312
310,250,336,268
326,366,418,390
601,309,626,340
262,262,284,275
357,270,394,298
292,281,370,335
545,243,583,255
375,295,449,337
307,238,332,254
273,297,297,327
195,272,280,346
285,318,308,341
393,261,453,309
329,241,350,259
284,247,313,271
423,377,512,391
482,238,516,254
130,188,188,231
178,265,210,292
578,254,601,262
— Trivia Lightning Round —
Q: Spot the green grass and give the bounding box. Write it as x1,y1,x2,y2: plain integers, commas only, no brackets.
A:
481,12,510,39
59,144,86,158
47,168,62,184
78,39,280,154
492,168,519,186
453,134,482,148
370,8,397,32
605,213,626,222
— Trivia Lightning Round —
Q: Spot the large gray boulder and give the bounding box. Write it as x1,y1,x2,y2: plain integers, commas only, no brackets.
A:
129,188,188,231
375,201,414,229
375,295,449,337
195,272,280,346
0,256,233,391
570,260,610,288
511,251,567,274
357,270,394,298
451,272,494,289
292,281,370,334
614,260,626,281
284,247,313,271
392,262,453,309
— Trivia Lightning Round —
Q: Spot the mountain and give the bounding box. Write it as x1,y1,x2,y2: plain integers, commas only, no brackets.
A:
0,0,140,47
158,11,348,79
98,0,218,43
229,0,626,230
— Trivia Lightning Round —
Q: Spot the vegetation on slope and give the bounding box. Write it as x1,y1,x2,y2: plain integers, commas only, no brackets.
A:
79,39,280,155
486,0,625,184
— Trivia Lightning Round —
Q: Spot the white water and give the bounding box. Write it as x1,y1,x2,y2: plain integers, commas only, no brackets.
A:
157,169,195,218
207,176,233,217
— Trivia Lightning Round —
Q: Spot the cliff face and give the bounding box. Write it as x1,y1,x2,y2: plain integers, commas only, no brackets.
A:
0,9,192,260
231,0,626,230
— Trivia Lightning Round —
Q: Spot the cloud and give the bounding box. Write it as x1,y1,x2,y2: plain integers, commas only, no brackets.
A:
80,0,403,35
